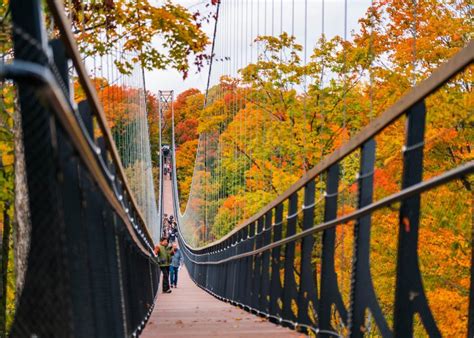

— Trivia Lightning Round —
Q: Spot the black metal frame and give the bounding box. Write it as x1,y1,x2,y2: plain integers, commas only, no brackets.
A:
3,0,160,336
175,42,474,337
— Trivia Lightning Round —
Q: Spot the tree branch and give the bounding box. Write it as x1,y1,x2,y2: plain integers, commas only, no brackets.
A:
231,140,279,195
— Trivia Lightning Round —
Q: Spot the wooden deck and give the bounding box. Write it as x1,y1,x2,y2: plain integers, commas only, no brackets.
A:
142,171,303,337
161,175,175,220
141,267,303,337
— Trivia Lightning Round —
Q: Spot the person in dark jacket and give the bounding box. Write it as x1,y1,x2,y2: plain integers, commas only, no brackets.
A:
169,225,178,243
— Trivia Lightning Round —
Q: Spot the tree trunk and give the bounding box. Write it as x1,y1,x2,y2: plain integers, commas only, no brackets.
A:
13,109,31,302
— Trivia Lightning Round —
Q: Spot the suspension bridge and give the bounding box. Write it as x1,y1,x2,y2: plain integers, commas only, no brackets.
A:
0,0,473,337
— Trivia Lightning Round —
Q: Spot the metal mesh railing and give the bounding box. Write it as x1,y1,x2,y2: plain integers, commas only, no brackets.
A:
0,0,161,336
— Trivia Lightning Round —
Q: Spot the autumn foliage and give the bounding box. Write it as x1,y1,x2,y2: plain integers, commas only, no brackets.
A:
173,0,472,336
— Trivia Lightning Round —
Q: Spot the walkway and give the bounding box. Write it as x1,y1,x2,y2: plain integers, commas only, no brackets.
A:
141,170,302,337
161,173,174,218
141,267,303,337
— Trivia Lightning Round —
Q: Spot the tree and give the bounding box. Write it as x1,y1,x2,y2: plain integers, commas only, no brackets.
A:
68,0,212,77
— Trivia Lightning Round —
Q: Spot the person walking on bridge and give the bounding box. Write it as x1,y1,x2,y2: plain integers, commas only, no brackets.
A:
170,242,183,288
154,237,173,293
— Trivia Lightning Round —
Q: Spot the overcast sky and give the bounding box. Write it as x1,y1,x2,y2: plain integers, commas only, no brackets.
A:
145,0,371,97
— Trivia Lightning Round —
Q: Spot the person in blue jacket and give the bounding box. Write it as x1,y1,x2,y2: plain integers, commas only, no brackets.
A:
170,242,183,288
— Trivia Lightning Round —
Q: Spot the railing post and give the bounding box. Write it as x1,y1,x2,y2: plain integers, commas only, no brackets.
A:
237,226,248,306
245,221,256,309
269,204,283,320
78,100,94,136
222,241,229,298
126,244,140,332
105,209,127,337
260,210,272,314
231,234,238,302
282,193,298,325
204,249,209,292
227,239,232,299
297,179,318,331
217,245,223,296
393,101,440,337
252,217,264,312
232,233,240,303
319,164,347,335
348,139,390,337
49,39,70,95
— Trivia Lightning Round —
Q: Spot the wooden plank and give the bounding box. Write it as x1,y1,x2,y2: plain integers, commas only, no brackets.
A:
141,268,304,338
162,177,175,218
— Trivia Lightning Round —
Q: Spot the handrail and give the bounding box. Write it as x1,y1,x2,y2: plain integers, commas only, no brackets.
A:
182,161,473,263
1,61,151,255
46,0,154,245
181,40,474,252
